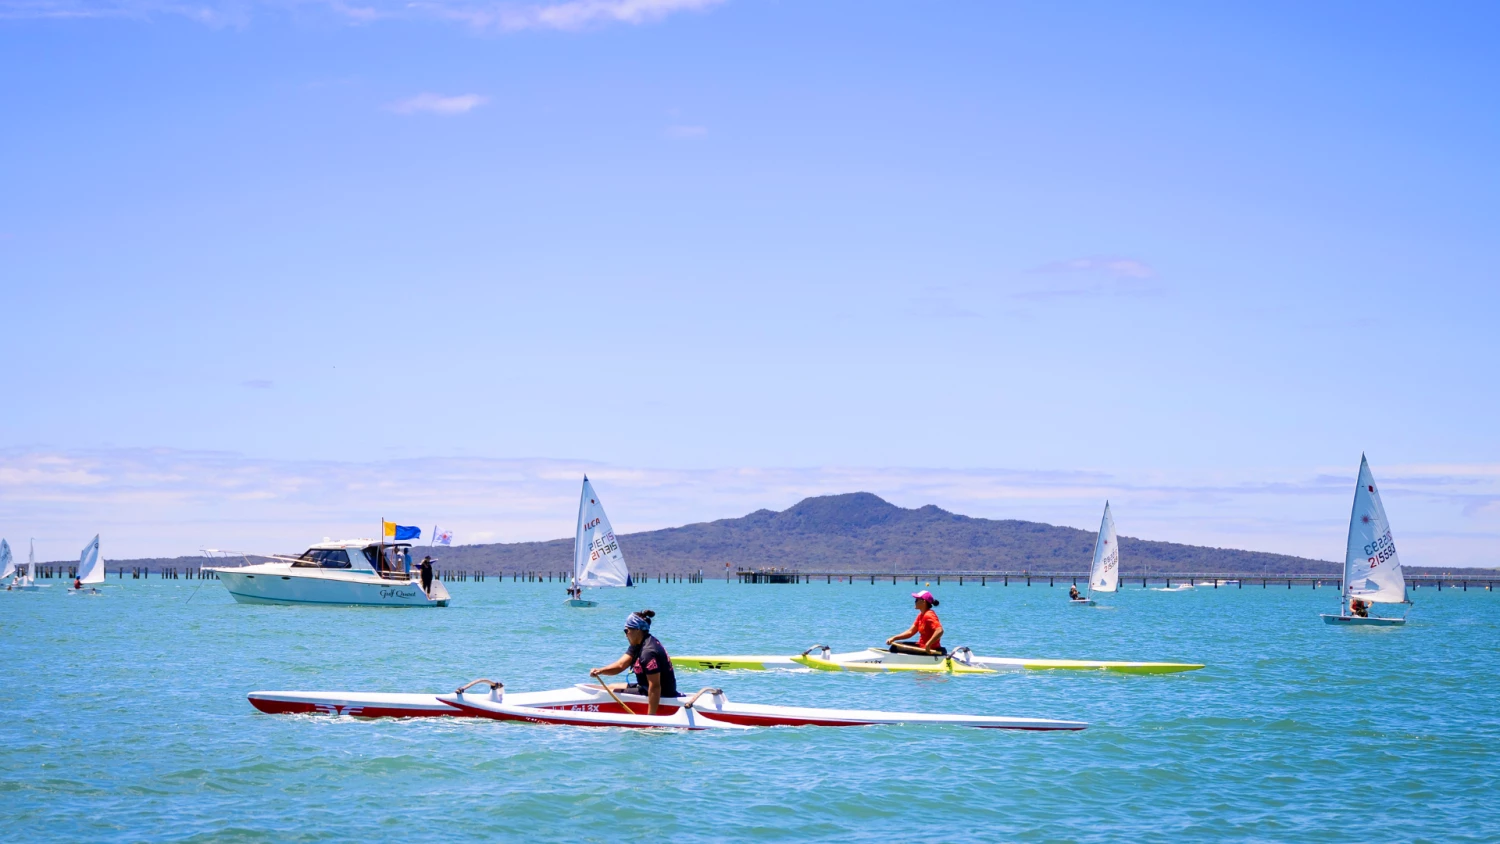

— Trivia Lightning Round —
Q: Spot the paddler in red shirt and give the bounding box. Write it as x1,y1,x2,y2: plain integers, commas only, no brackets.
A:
886,590,944,655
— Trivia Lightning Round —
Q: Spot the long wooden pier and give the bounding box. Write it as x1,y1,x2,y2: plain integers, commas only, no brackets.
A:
736,569,1498,591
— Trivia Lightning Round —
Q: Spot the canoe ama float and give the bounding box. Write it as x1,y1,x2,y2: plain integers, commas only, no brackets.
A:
673,647,1204,675
248,682,1085,731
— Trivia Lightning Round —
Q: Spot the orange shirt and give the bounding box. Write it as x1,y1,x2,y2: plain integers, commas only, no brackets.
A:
914,609,942,649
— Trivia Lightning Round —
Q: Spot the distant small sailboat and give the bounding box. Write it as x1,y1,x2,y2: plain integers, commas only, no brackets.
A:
567,477,630,608
1322,455,1410,626
70,535,105,595
6,539,46,592
1072,502,1119,605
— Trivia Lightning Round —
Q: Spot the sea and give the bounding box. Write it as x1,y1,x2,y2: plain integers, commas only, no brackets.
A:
1,576,1496,842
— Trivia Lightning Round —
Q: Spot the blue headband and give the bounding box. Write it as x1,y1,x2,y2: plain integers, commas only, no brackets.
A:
624,613,651,631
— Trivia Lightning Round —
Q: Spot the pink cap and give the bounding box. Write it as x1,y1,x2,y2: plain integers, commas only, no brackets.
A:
911,590,935,602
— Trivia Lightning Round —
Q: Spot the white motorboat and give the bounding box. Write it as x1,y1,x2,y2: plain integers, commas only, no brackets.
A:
208,539,450,607
1321,455,1411,626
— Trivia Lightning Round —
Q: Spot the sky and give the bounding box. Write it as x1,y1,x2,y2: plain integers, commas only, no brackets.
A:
2,0,1498,564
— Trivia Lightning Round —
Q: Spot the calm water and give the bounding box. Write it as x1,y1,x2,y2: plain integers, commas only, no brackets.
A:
1,576,1496,842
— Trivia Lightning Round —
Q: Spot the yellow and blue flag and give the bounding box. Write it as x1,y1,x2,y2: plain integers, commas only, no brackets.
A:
383,521,421,541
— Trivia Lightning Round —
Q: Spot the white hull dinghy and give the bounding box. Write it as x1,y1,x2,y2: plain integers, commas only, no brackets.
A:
1071,502,1120,606
1321,455,1412,627
566,476,630,608
6,540,41,592
248,681,1086,731
208,539,450,607
67,535,106,595
675,646,1203,674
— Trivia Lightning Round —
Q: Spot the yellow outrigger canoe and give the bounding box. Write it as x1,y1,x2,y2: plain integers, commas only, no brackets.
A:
674,646,1203,675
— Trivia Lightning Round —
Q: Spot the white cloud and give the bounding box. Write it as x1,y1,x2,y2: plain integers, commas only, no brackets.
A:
1,448,1497,567
387,93,488,116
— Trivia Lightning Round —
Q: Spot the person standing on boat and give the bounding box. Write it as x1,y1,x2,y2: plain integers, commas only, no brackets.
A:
419,556,434,596
887,591,944,655
590,610,678,715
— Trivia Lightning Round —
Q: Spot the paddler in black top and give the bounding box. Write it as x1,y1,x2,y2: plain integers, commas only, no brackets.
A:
590,609,678,715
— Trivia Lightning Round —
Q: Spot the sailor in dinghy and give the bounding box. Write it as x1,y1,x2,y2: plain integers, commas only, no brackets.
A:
69,535,105,595
1322,455,1412,626
567,476,630,608
1072,502,1119,605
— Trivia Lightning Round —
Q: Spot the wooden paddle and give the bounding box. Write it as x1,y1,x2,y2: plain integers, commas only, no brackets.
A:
592,674,635,715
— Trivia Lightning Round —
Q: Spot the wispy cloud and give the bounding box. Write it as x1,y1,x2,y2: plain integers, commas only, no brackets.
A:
0,0,725,29
663,124,708,139
1038,256,1155,279
1015,255,1164,300
1,448,1496,566
387,93,488,116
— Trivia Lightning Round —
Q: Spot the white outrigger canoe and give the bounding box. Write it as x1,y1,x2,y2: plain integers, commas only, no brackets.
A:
248,681,1085,731
673,646,1203,675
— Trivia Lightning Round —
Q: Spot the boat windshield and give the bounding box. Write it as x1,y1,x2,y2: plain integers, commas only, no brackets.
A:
292,548,352,569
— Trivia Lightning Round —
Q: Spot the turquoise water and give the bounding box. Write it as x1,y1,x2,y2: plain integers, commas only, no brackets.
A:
2,577,1497,842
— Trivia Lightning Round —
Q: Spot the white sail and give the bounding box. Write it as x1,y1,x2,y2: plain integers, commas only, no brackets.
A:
1088,502,1120,594
1344,455,1406,604
78,534,105,585
0,540,12,580
574,477,629,589
27,539,35,580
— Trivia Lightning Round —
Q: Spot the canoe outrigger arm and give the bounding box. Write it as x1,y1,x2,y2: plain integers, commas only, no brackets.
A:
681,688,725,710
454,679,505,701
801,644,833,660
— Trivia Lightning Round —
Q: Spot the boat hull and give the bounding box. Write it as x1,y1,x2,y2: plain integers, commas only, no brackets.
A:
1069,598,1096,605
1321,613,1406,626
565,598,596,607
248,684,1085,731
678,648,1203,675
211,567,450,607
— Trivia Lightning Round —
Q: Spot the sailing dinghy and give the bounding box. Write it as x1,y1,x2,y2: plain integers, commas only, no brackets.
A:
1073,502,1119,605
7,540,41,591
1322,455,1411,626
0,540,15,591
69,535,105,595
567,476,630,608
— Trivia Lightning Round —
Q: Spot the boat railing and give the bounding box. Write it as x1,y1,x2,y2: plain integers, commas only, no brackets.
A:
376,570,417,581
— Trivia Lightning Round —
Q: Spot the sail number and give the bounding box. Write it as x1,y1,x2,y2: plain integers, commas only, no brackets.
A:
1364,530,1396,568
589,532,619,563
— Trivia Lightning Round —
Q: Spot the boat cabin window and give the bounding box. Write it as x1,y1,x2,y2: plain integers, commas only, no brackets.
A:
362,545,411,574
292,548,352,569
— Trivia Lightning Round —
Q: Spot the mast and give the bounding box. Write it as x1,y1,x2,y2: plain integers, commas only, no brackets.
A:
1086,510,1104,601
1340,457,1361,616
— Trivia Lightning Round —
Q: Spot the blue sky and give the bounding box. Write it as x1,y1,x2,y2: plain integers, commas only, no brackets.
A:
2,0,1498,563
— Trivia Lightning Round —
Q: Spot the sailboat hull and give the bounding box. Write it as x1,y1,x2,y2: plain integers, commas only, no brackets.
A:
566,598,597,608
1069,599,1096,605
1320,614,1406,626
